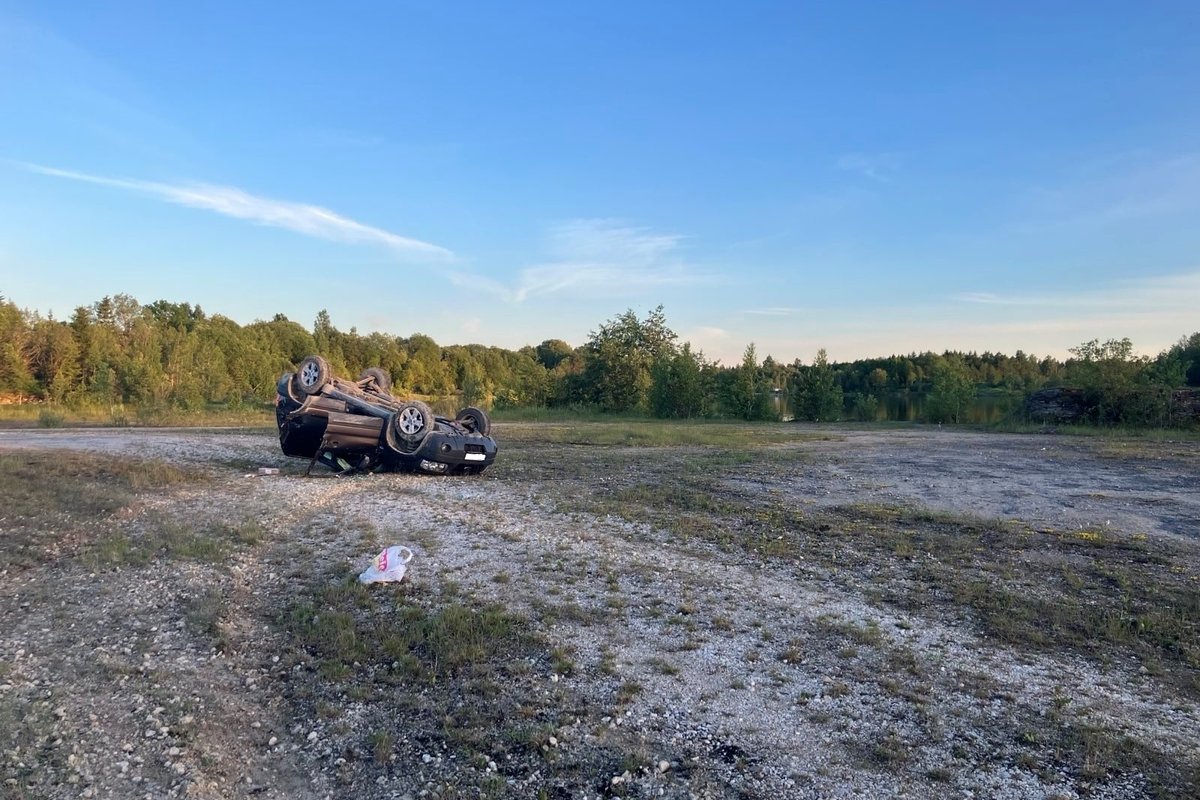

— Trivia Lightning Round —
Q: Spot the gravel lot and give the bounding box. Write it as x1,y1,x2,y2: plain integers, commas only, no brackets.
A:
1,424,1197,799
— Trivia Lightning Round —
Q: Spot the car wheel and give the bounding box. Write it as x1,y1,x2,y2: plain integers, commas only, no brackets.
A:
358,367,392,393
296,355,331,395
391,400,434,444
455,406,491,436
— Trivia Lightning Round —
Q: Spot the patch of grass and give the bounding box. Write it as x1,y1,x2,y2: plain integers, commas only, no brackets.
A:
777,641,804,664
87,517,266,567
368,729,393,764
0,450,192,520
550,646,575,676
0,403,275,429
870,730,911,767
282,579,535,685
36,407,65,428
496,419,837,448
616,680,643,704
647,656,680,676
530,597,601,626
183,588,230,652
271,571,658,793
0,450,213,570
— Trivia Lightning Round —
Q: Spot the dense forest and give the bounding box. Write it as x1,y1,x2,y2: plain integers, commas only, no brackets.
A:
1,293,1197,426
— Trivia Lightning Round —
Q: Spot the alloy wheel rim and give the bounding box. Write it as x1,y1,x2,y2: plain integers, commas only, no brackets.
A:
398,407,424,434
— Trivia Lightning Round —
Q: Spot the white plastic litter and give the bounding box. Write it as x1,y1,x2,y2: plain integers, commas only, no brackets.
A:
358,545,414,584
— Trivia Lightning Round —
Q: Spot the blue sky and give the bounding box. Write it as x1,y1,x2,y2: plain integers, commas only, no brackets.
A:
1,2,1197,364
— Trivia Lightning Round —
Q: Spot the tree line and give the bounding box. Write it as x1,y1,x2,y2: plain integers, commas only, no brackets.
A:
1,294,1197,425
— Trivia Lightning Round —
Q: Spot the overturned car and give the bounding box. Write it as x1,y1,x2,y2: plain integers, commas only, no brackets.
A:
275,355,497,475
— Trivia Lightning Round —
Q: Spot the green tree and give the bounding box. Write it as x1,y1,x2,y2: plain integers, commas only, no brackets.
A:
534,339,574,370
1152,332,1200,387
1066,337,1165,425
650,343,711,418
926,355,975,423
579,306,677,412
793,349,842,421
1068,338,1145,392
401,334,452,395
28,318,81,401
725,343,772,420
0,298,33,394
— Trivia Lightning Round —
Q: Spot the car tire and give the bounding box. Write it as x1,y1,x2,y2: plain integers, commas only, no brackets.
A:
358,367,392,394
455,406,491,436
391,400,434,444
278,372,305,404
296,355,331,395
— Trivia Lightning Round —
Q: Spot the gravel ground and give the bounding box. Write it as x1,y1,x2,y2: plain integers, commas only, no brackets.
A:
1,424,1197,800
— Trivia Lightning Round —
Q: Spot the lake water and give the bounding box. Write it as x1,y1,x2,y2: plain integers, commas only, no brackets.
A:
771,391,1024,423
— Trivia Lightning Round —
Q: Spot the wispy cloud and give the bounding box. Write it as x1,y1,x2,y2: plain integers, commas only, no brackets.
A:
836,152,902,182
1018,152,1200,231
744,307,800,316
23,163,453,260
451,219,714,303
679,326,731,363
953,291,1057,306
954,271,1200,312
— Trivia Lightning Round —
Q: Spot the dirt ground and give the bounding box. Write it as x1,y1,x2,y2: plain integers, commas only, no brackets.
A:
1,424,1197,800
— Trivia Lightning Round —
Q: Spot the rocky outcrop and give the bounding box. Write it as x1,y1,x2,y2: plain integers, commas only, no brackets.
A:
1024,387,1090,424
1171,388,1200,420
1025,387,1200,425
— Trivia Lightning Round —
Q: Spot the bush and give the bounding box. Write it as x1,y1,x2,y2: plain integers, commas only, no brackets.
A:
37,407,65,428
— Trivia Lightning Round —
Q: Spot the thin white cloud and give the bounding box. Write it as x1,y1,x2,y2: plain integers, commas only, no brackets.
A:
450,219,714,303
836,152,902,182
953,291,1058,306
514,220,703,302
954,271,1200,312
1018,152,1200,232
23,163,452,260
680,326,732,364
744,307,800,316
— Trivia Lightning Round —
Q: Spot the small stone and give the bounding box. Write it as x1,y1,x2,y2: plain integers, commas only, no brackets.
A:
548,736,557,747
268,737,278,747
487,760,497,771
173,763,186,775
658,760,670,773
306,731,318,743
421,754,433,764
